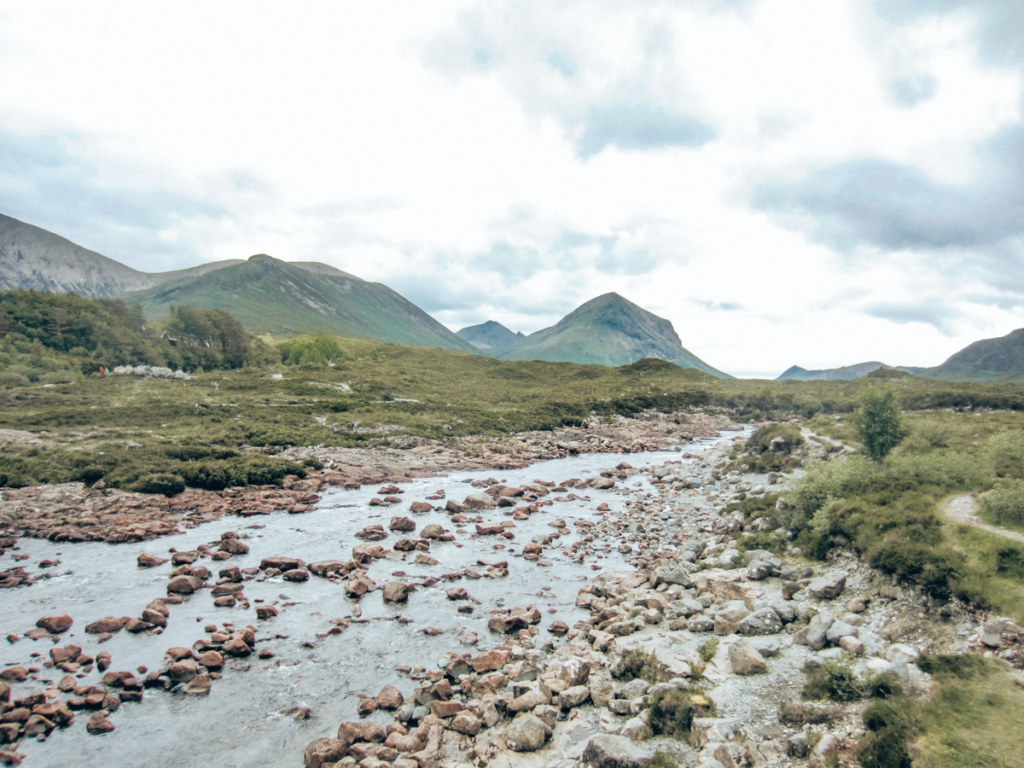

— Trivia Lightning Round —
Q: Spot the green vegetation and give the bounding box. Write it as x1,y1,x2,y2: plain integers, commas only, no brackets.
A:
803,660,863,703
729,422,804,472
650,752,679,768
0,289,269,386
857,655,1024,768
978,479,1024,527
854,384,910,462
647,688,714,739
278,335,349,366
697,638,720,663
613,649,671,684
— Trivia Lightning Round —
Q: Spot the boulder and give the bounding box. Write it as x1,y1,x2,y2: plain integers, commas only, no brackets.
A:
382,582,410,602
85,616,129,635
36,615,73,634
728,639,768,675
451,711,482,736
581,734,651,768
137,552,168,568
713,603,750,635
260,556,306,572
737,607,782,636
505,714,551,752
465,494,496,510
167,575,203,595
283,569,310,582
304,737,349,768
420,524,446,539
390,517,416,532
376,684,404,710
808,573,847,600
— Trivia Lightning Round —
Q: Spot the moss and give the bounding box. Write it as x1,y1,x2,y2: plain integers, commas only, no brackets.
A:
613,649,671,684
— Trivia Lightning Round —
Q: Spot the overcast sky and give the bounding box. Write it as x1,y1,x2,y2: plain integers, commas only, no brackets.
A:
1,0,1022,377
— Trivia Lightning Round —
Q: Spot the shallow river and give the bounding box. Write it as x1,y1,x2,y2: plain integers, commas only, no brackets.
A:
0,430,742,767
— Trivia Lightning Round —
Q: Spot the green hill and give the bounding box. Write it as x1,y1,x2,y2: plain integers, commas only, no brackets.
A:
920,327,1024,381
490,292,731,377
456,320,525,349
123,255,479,353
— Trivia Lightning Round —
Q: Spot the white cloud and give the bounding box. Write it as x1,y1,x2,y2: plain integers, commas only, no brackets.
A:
0,0,1022,378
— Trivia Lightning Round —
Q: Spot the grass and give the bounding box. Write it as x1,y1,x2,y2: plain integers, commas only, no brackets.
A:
858,655,1024,768
613,649,672,684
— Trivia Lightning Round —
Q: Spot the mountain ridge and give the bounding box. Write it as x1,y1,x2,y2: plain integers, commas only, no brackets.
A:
490,292,731,377
456,320,525,349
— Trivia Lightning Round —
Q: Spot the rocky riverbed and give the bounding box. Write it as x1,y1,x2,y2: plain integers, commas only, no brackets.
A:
0,414,1020,768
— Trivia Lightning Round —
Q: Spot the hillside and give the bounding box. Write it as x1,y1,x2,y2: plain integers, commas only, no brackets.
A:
778,362,927,381
456,320,525,349
920,327,1024,381
490,293,731,377
124,255,479,352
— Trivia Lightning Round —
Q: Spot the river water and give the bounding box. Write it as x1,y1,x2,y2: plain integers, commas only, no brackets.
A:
0,430,743,767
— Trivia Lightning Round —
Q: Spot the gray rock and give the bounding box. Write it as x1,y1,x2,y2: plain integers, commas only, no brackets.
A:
560,685,591,709
619,679,651,700
652,564,693,588
676,598,705,617
728,639,768,675
746,560,775,581
825,620,858,644
808,573,847,600
737,607,783,636
771,602,797,624
619,716,651,741
687,616,715,633
787,733,808,758
581,734,652,768
793,614,834,651
749,636,782,658
885,644,919,665
714,602,751,635
505,714,551,752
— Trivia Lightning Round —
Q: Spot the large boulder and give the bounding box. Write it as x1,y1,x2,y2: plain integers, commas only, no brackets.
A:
728,639,768,675
737,607,783,636
382,582,410,602
808,573,847,600
36,615,73,634
505,714,551,752
581,734,651,768
304,737,349,768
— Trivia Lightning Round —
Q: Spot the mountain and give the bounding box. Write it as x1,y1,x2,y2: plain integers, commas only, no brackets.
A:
489,293,731,377
457,320,526,349
124,254,479,352
919,327,1024,381
778,362,891,381
0,212,253,297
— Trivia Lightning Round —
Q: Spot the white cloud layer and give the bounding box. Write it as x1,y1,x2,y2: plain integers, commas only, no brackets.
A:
1,0,1022,377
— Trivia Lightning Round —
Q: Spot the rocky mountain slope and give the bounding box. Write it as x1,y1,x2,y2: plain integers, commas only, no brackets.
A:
919,327,1024,381
490,293,731,377
777,362,927,381
0,213,247,297
456,320,525,349
124,254,479,352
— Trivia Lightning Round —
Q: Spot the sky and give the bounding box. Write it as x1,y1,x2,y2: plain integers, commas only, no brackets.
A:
1,0,1022,378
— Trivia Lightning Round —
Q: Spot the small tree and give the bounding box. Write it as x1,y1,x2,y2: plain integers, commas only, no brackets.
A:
855,385,909,463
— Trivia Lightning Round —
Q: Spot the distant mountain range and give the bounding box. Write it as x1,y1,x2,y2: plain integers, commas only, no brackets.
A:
778,362,925,381
486,293,731,378
0,213,244,298
124,255,477,353
456,321,525,349
920,327,1024,381
6,211,1024,381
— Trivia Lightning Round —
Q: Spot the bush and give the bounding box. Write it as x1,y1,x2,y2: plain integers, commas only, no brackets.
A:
916,653,991,680
854,385,909,463
130,473,185,497
613,649,670,684
866,672,904,700
697,638,719,663
648,689,713,739
979,479,1024,525
857,699,917,768
803,661,862,702
650,752,679,768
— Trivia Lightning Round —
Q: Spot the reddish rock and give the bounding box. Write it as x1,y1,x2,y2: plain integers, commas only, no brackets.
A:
421,524,446,539
36,614,73,634
167,575,203,595
308,561,351,578
259,556,306,572
32,701,74,727
96,652,112,672
304,737,348,768
389,517,416,532
283,569,310,583
356,525,389,541
357,697,377,715
0,668,27,683
218,538,249,555
431,700,464,718
137,552,168,568
352,543,384,563
256,606,279,620
445,500,466,514
375,684,404,710
382,582,410,603
170,551,199,565
85,616,129,635
548,620,570,635
184,673,212,696
446,587,469,601
86,712,115,735
471,650,510,673
345,575,376,598
409,502,432,514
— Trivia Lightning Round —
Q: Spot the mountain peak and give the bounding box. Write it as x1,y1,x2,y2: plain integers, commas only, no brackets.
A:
456,320,525,349
491,293,730,377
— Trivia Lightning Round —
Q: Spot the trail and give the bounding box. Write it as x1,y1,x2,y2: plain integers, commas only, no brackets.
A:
942,493,1024,544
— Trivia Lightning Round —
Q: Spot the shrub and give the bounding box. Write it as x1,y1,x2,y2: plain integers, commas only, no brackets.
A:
648,689,713,739
916,653,991,680
613,649,670,683
914,418,955,448
866,672,904,699
978,479,1024,526
803,661,862,702
130,473,185,497
697,638,720,663
650,752,679,768
854,385,909,463
857,699,917,768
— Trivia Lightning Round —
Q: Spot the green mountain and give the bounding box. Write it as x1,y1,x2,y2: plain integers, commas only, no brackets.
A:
919,327,1024,381
0,212,243,297
123,254,479,352
490,292,731,377
457,320,525,349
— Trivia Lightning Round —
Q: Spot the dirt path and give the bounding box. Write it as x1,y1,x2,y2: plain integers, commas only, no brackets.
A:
943,493,1024,544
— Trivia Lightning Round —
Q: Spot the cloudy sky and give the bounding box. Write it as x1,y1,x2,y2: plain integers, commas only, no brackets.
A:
1,0,1022,377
